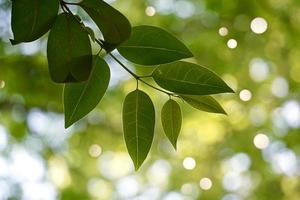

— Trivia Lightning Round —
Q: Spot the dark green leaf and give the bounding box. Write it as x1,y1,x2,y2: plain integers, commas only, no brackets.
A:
152,61,234,95
161,99,182,149
11,0,59,44
47,13,92,83
64,56,110,128
79,0,131,51
123,89,155,170
117,25,193,65
182,95,227,114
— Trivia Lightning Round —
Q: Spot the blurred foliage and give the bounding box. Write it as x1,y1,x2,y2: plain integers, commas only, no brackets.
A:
0,0,300,200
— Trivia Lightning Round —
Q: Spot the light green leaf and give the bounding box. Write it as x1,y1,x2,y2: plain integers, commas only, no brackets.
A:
47,13,92,83
79,0,131,51
64,56,110,128
152,61,234,95
117,25,193,65
182,95,227,114
11,0,59,44
123,90,155,170
161,99,182,149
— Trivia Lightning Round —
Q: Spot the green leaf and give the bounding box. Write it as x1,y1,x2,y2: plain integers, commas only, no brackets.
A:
64,56,110,128
123,89,155,170
117,25,193,65
11,0,59,44
79,0,131,51
161,99,182,149
182,95,227,114
152,61,234,95
47,13,92,83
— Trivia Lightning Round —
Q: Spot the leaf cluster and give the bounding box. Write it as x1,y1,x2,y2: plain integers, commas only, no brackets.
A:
10,0,234,170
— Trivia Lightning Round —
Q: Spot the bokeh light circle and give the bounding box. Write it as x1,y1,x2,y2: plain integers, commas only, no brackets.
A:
199,177,212,190
253,134,270,149
250,17,268,34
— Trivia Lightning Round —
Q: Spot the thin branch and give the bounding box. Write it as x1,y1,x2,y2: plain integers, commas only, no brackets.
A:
108,53,140,80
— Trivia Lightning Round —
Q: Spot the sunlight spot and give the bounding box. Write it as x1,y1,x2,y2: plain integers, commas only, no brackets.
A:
271,77,289,98
0,126,8,151
22,182,57,200
239,89,252,102
227,39,237,49
181,183,199,197
0,80,5,89
145,6,156,16
281,100,300,128
249,58,269,82
164,192,184,200
222,193,241,200
48,156,71,189
175,0,195,19
147,160,171,187
199,177,212,190
219,27,228,36
183,157,196,170
87,178,112,199
250,17,268,34
10,147,45,182
89,144,102,158
0,157,9,177
249,105,267,126
116,176,139,198
98,152,133,179
154,0,175,14
254,134,270,149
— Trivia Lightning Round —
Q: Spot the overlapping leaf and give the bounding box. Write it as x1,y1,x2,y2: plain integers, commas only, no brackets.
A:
118,26,193,65
182,95,226,114
47,13,92,83
79,0,131,51
123,90,155,170
161,99,182,149
153,61,234,95
64,56,110,128
11,0,59,44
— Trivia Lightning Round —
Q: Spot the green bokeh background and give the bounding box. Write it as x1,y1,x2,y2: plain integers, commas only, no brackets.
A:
0,0,300,199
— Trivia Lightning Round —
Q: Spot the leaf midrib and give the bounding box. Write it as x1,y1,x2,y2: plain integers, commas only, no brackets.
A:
157,75,226,90
67,59,98,124
28,0,39,39
119,45,191,56
170,101,175,145
135,91,139,167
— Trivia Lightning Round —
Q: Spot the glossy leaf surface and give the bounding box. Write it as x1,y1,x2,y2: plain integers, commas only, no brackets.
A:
118,25,193,65
153,61,234,95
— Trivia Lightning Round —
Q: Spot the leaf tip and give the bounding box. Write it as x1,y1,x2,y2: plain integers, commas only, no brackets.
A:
221,110,228,116
64,119,72,129
227,86,235,93
134,162,141,171
10,39,19,45
172,142,178,151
